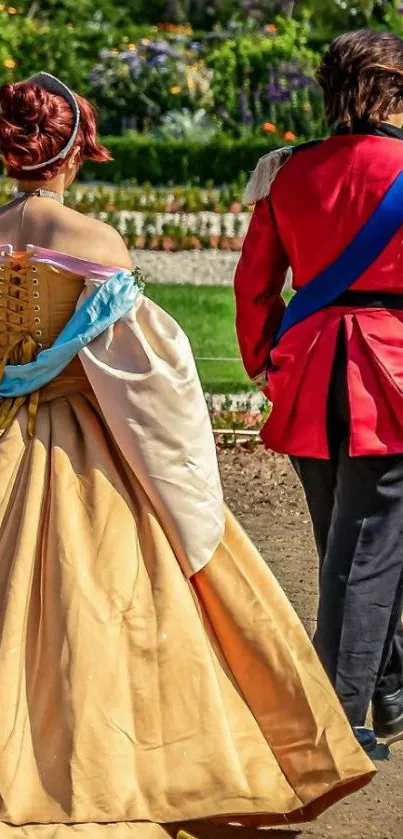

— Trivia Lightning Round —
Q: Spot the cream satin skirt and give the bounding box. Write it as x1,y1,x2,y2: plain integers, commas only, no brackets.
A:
0,384,373,836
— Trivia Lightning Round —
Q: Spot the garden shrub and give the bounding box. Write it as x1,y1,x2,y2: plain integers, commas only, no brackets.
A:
82,132,306,185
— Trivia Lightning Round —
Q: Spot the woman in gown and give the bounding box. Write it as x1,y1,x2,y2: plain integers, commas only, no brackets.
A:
0,73,373,837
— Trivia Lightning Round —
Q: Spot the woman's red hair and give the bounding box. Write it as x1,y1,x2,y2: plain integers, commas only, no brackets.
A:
0,81,111,180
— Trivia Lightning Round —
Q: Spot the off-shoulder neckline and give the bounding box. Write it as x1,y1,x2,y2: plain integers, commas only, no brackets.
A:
0,243,125,279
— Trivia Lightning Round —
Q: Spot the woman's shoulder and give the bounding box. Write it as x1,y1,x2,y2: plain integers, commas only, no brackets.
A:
62,206,132,268
26,199,132,270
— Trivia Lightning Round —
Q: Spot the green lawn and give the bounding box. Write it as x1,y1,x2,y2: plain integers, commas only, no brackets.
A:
146,284,292,394
147,283,250,393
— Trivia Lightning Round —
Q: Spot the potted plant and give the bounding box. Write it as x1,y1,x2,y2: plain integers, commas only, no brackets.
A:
219,214,231,250
161,221,176,252
232,214,244,250
144,213,157,250
125,216,138,250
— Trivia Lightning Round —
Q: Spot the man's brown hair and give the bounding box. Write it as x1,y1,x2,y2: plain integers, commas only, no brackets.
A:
317,29,403,128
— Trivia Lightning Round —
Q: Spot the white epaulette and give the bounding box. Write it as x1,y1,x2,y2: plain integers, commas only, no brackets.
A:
244,146,293,205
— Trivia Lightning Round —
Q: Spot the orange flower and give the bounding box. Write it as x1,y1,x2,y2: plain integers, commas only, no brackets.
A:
265,23,277,33
7,5,17,12
170,86,182,95
3,58,16,69
284,130,297,141
157,22,192,35
262,121,277,133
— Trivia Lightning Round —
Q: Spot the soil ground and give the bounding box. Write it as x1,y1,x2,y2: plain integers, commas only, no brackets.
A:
218,448,403,839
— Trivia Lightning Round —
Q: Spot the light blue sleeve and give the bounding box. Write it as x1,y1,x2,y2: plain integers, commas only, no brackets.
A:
0,270,142,398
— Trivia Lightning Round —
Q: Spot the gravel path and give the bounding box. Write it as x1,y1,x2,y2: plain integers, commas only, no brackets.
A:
130,248,240,286
221,449,403,839
131,248,293,288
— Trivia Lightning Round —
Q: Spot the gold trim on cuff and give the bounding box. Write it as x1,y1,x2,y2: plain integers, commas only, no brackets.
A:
251,369,268,389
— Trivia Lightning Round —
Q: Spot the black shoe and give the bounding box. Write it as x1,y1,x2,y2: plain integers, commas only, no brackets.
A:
373,686,403,740
354,727,390,761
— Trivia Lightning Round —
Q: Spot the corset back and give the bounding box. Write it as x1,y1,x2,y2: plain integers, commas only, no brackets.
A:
0,252,85,353
0,251,89,436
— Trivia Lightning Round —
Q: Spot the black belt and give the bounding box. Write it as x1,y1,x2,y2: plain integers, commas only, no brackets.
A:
328,290,403,309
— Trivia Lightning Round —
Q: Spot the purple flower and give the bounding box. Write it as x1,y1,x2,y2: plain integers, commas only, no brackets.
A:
265,83,283,103
148,54,168,67
89,67,103,86
239,89,253,125
148,41,183,59
119,50,139,60
286,70,311,90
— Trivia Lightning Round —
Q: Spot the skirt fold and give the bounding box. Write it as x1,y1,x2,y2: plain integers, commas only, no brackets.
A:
0,394,374,834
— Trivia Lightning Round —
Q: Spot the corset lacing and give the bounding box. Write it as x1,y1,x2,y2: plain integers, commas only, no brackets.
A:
0,258,41,438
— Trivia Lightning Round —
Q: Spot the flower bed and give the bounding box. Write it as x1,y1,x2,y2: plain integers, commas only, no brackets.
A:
1,5,399,147
0,179,253,250
0,13,325,143
69,182,250,214
101,211,249,251
208,404,270,450
88,19,324,138
67,182,252,251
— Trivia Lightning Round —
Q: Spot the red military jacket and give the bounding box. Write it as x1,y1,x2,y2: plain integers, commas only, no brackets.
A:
235,129,403,458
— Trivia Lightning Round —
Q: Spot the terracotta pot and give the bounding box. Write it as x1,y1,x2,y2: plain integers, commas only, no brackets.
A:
209,235,219,249
231,237,243,251
230,201,242,214
162,236,175,252
135,236,146,249
219,237,232,251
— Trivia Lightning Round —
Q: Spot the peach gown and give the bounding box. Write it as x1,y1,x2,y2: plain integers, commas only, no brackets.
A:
0,247,374,838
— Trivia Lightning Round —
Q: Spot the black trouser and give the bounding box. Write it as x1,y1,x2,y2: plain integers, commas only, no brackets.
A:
292,329,403,726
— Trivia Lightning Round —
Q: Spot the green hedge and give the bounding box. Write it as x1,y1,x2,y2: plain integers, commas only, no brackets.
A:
82,133,300,185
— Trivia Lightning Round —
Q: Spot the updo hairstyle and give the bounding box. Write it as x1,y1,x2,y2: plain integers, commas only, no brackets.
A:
0,80,111,179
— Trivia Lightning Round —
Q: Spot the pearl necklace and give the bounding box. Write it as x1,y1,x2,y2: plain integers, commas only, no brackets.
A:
15,189,64,204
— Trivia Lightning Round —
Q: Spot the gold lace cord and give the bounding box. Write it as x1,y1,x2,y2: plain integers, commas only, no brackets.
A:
0,265,40,439
0,334,40,438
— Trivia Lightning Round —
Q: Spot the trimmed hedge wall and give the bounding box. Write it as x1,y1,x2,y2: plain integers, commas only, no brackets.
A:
82,133,301,185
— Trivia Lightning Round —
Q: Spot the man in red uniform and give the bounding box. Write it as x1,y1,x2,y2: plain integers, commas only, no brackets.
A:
235,29,403,759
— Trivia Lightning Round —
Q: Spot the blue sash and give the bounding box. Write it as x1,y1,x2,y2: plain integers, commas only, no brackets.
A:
0,270,142,398
274,168,403,345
